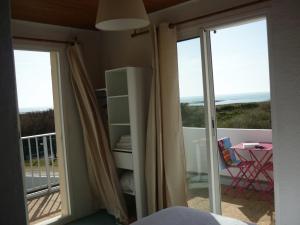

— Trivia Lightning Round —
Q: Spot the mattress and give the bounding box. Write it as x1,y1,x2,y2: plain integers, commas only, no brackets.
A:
131,207,255,225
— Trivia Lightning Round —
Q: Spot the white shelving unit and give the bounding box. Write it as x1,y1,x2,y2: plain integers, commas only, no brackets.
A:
105,67,151,219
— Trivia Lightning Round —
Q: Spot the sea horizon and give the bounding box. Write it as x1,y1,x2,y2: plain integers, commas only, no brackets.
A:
180,92,270,106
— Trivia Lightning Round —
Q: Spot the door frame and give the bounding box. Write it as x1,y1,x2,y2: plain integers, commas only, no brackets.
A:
200,29,221,214
13,41,71,223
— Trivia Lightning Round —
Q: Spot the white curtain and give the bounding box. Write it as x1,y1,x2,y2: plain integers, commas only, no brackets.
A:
67,44,128,224
145,23,188,214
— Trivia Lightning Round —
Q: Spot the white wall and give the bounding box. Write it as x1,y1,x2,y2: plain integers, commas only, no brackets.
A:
268,0,300,224
11,20,103,223
0,2,27,224
96,31,153,84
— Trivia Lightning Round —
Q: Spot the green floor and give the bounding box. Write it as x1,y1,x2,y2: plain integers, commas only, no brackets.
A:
67,211,116,225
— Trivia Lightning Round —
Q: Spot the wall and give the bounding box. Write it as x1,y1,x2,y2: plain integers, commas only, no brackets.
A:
96,30,152,86
11,20,102,223
268,0,300,224
0,1,27,224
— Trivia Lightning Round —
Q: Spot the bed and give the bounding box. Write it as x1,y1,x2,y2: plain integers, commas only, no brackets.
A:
131,207,255,225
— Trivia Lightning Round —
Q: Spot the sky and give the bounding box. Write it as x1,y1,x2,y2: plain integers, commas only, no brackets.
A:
14,50,54,111
177,19,270,97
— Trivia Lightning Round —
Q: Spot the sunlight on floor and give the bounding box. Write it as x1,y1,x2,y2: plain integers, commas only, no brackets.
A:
27,191,61,224
188,186,275,225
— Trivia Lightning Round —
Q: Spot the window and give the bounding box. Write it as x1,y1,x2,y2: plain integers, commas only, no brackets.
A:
177,38,206,128
14,49,69,224
211,19,271,129
177,19,271,129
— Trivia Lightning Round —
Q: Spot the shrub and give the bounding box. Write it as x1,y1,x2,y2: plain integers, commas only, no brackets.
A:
181,101,271,129
20,109,55,136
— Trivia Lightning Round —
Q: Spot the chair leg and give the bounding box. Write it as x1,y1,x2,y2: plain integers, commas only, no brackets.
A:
224,168,239,194
225,168,247,196
225,164,257,198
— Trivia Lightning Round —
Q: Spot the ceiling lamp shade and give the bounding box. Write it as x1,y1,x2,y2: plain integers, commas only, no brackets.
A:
95,0,150,31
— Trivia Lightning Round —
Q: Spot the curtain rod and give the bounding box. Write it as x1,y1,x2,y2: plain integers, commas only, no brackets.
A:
13,36,75,45
131,0,270,38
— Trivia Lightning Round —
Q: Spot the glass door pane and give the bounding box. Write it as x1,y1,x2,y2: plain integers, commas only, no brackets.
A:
210,19,274,225
177,37,220,213
14,50,66,224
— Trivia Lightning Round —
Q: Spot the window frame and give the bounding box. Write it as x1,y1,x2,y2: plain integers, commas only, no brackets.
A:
13,40,71,224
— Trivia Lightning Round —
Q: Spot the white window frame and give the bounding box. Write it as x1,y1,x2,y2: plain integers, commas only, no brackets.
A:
13,40,71,225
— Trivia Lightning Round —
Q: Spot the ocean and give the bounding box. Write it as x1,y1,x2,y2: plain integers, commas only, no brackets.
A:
180,92,270,106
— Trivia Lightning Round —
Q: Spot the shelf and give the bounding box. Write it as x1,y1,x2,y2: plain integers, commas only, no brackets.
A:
113,148,132,153
110,123,130,126
108,95,128,99
106,67,150,219
113,151,133,170
123,190,135,196
95,88,107,92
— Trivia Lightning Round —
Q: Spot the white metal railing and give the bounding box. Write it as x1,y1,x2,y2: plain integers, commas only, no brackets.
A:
21,133,59,196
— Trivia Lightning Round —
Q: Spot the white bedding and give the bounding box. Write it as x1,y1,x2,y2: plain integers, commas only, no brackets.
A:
131,207,255,225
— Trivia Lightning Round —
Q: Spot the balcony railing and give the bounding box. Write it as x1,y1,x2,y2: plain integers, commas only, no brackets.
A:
21,133,59,197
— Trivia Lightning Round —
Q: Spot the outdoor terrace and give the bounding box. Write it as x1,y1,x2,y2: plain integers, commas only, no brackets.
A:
21,133,61,224
184,127,274,225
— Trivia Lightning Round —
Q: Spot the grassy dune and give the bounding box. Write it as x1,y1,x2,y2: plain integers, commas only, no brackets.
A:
181,101,271,129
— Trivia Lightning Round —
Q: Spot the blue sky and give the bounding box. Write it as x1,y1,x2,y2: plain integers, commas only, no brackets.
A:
14,50,53,111
177,19,270,97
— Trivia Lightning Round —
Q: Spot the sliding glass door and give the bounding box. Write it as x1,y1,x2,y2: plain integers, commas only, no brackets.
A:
210,19,274,224
178,17,273,225
177,33,221,214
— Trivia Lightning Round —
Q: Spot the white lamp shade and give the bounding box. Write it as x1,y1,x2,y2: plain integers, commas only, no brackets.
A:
95,0,150,31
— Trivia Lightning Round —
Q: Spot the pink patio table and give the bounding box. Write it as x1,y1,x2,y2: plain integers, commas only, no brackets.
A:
231,142,273,191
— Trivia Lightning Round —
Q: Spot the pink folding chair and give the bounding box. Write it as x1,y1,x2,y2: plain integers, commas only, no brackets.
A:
218,138,255,195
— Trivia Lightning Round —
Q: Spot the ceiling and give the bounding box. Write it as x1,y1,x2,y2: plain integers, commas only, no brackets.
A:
11,0,189,30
